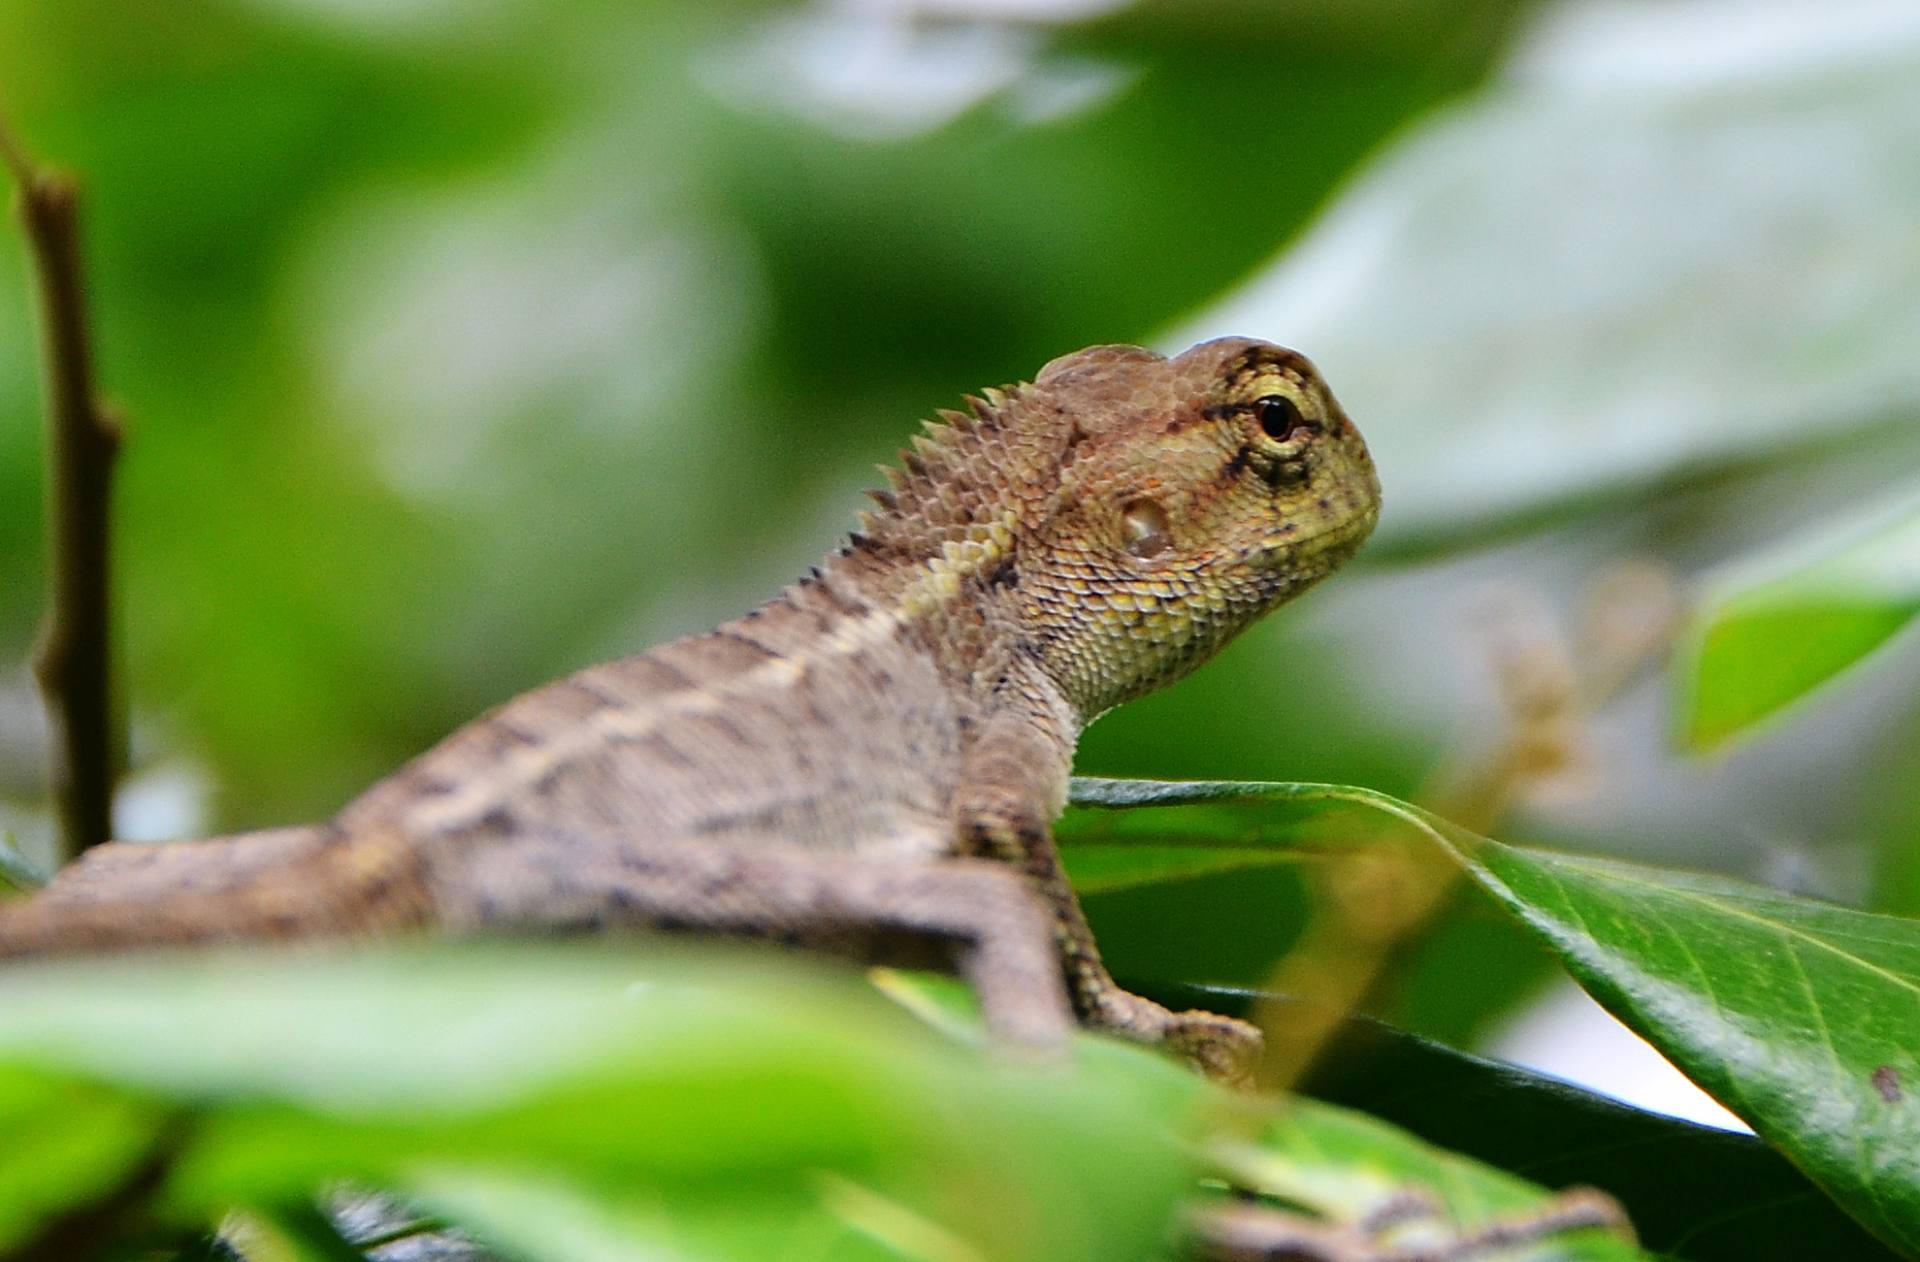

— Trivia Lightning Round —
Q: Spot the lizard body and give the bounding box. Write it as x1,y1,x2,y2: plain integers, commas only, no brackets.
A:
0,336,1379,1076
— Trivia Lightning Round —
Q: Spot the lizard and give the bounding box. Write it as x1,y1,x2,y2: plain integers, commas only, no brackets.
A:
0,335,1381,1080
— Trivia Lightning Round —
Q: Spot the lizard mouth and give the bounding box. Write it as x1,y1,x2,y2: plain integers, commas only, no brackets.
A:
1256,499,1380,568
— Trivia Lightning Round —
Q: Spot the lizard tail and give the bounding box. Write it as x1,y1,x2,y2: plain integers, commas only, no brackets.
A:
0,827,435,959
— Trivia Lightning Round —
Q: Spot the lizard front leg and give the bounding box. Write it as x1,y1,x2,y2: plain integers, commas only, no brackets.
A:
955,708,1262,1083
435,830,1074,1052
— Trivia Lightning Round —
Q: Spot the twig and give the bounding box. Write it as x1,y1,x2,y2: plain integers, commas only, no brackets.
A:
1,107,124,859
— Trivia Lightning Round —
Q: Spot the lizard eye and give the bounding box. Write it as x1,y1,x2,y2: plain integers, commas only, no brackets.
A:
1256,395,1314,443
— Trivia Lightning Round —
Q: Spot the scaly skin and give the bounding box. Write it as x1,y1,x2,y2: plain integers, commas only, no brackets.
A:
0,336,1380,1078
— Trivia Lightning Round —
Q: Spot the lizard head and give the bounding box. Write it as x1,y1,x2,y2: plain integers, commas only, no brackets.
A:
847,337,1379,721
1013,337,1381,718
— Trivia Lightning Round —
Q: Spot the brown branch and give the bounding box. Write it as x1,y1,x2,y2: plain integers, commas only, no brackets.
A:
1,108,123,860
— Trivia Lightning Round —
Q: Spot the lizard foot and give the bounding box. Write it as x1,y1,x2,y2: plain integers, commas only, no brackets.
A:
1083,987,1263,1084
1161,1009,1263,1086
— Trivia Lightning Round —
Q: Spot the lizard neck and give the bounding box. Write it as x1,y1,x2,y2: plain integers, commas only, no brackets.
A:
817,540,1078,734
811,380,1083,728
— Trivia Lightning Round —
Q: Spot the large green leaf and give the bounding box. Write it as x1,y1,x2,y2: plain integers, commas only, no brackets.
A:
1066,778,1920,1256
1680,493,1920,750
0,944,1200,1262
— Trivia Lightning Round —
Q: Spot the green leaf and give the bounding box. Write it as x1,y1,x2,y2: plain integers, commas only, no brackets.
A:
1060,782,1381,893
1681,494,1920,750
0,944,1201,1262
1059,801,1315,896
1469,850,1920,1256
1066,778,1920,1255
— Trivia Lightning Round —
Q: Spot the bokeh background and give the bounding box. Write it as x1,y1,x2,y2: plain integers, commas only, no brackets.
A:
3,0,1917,1123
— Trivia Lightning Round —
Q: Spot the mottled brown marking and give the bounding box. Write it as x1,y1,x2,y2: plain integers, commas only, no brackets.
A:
709,626,782,664
700,712,751,746
630,655,695,693
639,732,694,768
557,677,622,715
1874,1065,1903,1103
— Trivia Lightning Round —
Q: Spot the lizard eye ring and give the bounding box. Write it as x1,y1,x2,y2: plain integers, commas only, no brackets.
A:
1255,395,1314,444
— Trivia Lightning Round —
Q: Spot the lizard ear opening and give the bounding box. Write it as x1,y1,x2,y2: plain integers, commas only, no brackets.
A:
1122,498,1171,559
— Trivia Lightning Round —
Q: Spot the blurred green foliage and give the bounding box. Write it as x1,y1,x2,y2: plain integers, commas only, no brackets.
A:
0,946,1203,1262
1682,494,1920,750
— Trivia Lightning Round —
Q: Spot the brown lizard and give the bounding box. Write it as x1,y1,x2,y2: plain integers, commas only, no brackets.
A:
0,336,1380,1079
